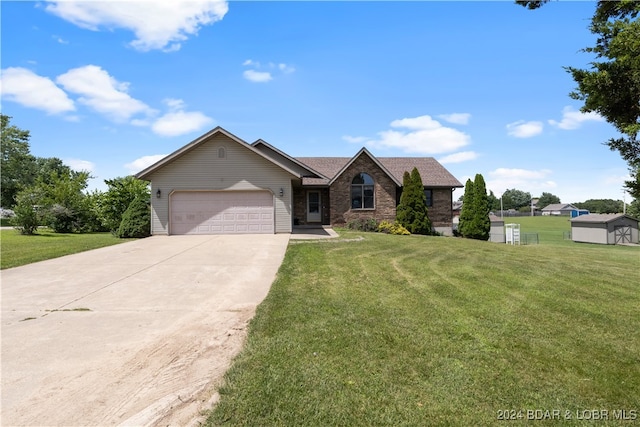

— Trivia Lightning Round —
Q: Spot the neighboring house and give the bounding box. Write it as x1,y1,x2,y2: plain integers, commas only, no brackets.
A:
541,203,579,216
571,213,639,245
136,127,463,235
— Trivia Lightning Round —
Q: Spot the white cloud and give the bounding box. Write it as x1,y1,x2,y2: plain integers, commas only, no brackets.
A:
125,154,167,173
486,168,556,196
44,0,228,52
343,135,368,144
548,106,604,130
151,98,214,137
438,113,471,125
65,158,95,172
54,36,69,44
438,151,478,164
243,69,272,83
0,67,75,114
278,63,296,74
56,65,153,122
242,59,294,82
506,120,543,138
366,115,470,154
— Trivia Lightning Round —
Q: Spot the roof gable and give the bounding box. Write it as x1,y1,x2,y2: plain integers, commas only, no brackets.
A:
135,127,302,180
296,154,463,188
327,147,402,186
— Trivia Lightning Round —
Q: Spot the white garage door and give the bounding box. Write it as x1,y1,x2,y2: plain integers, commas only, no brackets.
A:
170,191,274,235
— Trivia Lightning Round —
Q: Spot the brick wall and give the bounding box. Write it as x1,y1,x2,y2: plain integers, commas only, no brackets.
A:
329,154,397,225
293,187,330,225
429,188,453,228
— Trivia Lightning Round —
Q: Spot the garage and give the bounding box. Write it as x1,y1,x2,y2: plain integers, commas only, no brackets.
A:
170,191,274,235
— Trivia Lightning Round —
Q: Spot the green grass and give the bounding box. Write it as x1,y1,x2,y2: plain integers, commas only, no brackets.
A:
208,230,639,426
0,229,133,269
501,215,573,246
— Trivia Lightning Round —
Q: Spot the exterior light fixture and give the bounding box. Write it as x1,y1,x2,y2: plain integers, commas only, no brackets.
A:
279,188,284,197
156,189,161,199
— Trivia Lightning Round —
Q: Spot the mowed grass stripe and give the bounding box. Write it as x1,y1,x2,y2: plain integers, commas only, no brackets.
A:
209,230,638,426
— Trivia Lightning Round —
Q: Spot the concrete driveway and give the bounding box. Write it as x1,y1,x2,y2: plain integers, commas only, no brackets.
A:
1,234,289,426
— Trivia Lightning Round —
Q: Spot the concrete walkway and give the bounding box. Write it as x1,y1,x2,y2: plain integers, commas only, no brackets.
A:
1,234,290,426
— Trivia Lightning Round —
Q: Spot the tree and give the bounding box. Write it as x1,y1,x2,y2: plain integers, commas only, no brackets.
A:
518,1,640,199
574,199,623,214
469,174,490,240
458,179,475,238
487,190,501,212
627,198,640,219
12,188,44,235
1,115,35,207
501,188,532,210
537,192,561,209
36,170,93,232
1,115,77,208
396,168,432,235
95,176,150,232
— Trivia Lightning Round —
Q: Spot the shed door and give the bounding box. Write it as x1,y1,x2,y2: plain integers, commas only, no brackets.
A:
170,191,274,235
615,225,631,244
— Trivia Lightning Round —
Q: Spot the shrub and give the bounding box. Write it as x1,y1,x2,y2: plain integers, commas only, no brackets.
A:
346,218,379,232
116,196,151,238
46,203,77,233
12,190,42,235
377,220,410,235
396,168,432,235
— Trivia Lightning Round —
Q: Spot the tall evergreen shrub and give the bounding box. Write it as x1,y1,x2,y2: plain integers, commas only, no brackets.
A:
396,167,432,235
470,174,490,240
458,179,475,238
116,196,151,238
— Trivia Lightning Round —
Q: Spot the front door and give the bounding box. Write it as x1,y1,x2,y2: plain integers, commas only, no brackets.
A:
307,191,321,223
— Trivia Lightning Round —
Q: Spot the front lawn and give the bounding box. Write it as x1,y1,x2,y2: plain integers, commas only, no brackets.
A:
0,229,133,269
208,231,639,426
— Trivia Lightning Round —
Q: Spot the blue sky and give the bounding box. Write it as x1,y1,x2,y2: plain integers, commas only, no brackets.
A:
1,1,632,204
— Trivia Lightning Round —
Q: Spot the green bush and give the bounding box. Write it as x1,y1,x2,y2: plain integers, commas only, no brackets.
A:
396,168,432,235
346,218,379,232
377,220,410,235
116,196,151,238
46,203,77,233
12,190,42,235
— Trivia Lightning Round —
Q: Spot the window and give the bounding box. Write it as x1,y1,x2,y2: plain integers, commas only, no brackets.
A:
218,147,226,159
351,173,375,209
424,189,433,207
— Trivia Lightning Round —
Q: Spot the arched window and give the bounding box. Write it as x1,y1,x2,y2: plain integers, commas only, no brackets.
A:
351,173,375,209
218,147,226,159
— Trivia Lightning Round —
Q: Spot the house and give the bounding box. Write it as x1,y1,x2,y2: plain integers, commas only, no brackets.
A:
135,127,463,235
541,203,579,216
571,213,639,245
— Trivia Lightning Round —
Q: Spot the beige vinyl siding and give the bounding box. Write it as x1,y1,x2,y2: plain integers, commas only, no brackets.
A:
571,222,608,244
253,144,313,177
148,134,294,234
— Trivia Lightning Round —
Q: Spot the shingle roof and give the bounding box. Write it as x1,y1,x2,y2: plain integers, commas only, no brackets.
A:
571,213,638,223
296,156,462,187
541,203,577,211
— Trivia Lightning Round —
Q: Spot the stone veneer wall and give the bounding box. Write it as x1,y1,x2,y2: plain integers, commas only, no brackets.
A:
329,154,397,225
